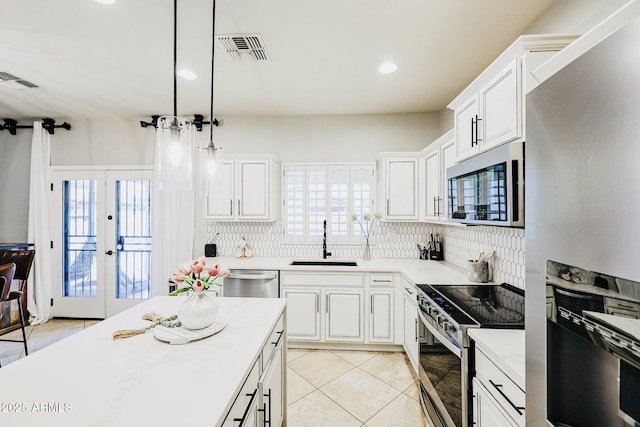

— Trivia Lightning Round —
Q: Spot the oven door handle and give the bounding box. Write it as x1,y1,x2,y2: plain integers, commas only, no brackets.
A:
419,382,448,427
418,310,462,358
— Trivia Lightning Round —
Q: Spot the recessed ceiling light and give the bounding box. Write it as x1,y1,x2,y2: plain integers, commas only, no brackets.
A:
177,69,198,80
94,0,116,5
378,62,398,74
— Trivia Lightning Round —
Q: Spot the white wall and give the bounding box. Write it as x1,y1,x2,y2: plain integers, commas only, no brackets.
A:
214,112,439,161
46,112,437,166
0,129,32,241
49,118,155,166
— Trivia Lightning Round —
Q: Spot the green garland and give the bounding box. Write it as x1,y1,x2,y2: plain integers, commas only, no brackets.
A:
113,312,181,340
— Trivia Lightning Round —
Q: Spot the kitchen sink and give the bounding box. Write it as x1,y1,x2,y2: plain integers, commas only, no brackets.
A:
290,260,358,267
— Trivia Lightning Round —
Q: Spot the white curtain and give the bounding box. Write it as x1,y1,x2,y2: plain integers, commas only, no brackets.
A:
26,122,53,324
150,121,196,297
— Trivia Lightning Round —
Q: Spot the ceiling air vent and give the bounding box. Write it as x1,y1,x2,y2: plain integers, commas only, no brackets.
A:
216,34,270,62
0,72,38,89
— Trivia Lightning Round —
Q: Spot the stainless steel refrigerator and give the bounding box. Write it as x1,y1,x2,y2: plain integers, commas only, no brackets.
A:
526,16,640,427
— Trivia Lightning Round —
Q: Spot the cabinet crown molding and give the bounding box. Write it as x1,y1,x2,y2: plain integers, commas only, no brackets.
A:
447,34,578,111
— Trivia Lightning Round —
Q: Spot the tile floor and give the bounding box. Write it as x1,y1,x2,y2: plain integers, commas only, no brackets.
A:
0,320,428,426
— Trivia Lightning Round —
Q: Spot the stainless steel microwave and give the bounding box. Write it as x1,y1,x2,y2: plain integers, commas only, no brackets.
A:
446,142,524,227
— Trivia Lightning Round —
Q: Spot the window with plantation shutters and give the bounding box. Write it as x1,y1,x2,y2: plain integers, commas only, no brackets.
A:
283,163,375,243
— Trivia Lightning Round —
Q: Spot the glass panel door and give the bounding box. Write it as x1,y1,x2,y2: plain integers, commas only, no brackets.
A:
106,171,153,316
53,169,153,318
63,179,98,299
53,171,105,318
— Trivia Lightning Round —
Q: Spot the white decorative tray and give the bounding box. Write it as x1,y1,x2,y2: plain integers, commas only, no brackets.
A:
153,317,228,345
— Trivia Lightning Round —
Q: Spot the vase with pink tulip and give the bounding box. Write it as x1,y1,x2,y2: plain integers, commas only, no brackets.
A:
169,257,230,330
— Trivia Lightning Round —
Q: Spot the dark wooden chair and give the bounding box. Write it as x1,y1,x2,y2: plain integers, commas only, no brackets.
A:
0,250,35,365
0,262,18,367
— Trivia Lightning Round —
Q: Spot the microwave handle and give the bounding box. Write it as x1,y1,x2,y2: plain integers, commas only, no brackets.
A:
511,159,520,223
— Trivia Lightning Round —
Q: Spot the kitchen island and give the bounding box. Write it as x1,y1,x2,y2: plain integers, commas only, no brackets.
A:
0,296,286,427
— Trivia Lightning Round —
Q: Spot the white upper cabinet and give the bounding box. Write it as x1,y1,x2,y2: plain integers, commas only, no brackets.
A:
449,35,577,162
453,96,480,161
378,154,419,221
480,59,521,151
205,160,234,219
453,59,521,161
419,130,454,222
440,137,456,221
204,155,279,221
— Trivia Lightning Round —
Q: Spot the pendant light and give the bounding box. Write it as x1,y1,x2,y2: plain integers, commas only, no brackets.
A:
198,0,223,194
157,0,193,191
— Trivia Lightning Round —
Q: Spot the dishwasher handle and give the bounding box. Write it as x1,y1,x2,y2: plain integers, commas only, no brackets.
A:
226,272,279,281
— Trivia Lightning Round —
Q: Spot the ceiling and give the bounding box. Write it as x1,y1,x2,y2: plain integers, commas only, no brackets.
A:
0,0,555,121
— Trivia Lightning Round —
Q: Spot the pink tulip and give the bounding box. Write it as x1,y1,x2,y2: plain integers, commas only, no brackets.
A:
179,264,192,276
208,265,219,277
218,267,231,278
191,259,205,274
192,279,205,292
171,272,184,284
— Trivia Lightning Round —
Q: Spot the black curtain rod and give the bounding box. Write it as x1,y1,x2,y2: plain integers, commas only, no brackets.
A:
0,118,71,135
140,114,219,131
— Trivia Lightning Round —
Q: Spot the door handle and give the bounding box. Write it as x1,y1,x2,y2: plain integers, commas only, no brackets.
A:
105,250,114,255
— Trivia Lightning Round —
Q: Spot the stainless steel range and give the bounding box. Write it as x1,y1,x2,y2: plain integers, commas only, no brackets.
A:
415,283,525,426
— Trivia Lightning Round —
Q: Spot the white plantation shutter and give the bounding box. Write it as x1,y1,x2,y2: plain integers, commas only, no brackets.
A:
283,163,375,243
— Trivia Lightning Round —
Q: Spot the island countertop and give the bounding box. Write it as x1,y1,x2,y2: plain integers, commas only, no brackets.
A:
0,296,286,427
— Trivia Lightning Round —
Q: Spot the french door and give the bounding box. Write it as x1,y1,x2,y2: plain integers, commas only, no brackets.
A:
52,169,153,318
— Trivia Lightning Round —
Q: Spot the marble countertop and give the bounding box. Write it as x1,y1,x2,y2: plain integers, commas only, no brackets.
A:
208,256,485,286
468,328,525,391
0,296,286,427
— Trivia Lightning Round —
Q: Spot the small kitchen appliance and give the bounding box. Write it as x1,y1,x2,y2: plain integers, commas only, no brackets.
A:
446,141,524,227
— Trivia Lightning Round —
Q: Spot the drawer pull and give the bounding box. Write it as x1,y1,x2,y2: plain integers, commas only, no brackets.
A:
404,287,414,295
271,330,283,345
234,389,258,425
489,379,524,416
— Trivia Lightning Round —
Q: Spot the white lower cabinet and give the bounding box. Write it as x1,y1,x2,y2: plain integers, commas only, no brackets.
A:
222,359,261,427
402,281,419,373
369,289,394,343
281,288,321,341
222,313,285,427
473,378,518,427
325,289,365,342
282,272,395,345
259,335,284,427
472,346,525,426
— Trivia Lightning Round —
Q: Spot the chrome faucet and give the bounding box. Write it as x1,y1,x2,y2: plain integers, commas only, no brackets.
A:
323,220,331,259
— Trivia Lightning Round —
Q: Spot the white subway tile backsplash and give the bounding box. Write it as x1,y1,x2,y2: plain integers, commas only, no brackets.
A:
205,221,526,289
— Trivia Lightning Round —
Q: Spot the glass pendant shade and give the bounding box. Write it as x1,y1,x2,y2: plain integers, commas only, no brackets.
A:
156,116,193,191
197,140,224,195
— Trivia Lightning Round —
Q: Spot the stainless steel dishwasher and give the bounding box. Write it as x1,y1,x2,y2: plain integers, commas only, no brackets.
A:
222,270,280,298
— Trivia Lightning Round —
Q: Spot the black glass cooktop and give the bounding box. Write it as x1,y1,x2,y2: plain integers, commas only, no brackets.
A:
421,283,525,328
